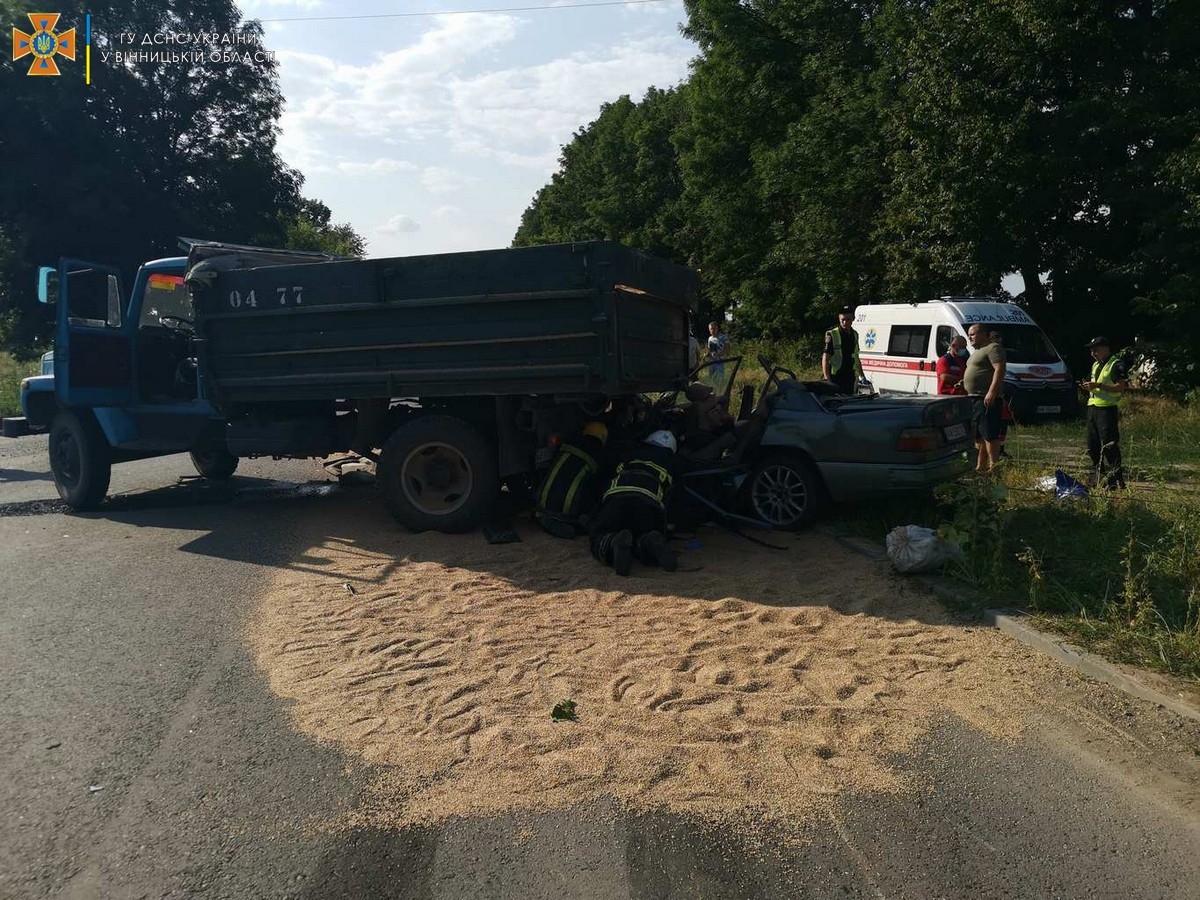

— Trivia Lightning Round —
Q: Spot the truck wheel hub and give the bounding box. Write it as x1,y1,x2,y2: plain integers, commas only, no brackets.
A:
401,442,473,515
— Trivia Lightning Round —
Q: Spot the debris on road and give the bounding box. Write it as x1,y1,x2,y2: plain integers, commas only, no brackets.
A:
551,699,577,722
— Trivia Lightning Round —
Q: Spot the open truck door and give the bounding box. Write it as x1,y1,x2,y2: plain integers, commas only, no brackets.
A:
51,258,133,408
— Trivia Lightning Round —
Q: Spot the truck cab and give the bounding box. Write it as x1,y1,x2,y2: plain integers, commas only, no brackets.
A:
10,254,235,507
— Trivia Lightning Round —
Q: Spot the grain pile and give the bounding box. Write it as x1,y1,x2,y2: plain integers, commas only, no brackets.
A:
248,513,1049,829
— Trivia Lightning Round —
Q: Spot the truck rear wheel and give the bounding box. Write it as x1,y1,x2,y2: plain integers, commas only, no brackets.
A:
378,415,499,533
49,410,111,510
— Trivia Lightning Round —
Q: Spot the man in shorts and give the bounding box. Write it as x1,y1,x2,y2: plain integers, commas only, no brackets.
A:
963,323,1007,475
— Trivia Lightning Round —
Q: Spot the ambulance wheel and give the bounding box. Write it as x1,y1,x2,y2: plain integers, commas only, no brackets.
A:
378,415,499,533
744,455,826,530
49,410,111,510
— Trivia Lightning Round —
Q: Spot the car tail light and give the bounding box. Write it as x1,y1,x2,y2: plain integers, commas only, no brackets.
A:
897,427,938,452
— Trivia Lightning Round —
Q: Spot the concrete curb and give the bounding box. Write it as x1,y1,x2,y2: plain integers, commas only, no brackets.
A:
826,529,1200,724
983,609,1200,724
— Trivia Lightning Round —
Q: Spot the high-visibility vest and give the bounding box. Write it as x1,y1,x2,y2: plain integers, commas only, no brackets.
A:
825,327,862,375
602,459,673,509
1088,357,1122,408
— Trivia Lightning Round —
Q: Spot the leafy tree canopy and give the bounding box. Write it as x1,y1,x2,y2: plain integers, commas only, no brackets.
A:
0,0,363,349
515,0,1200,392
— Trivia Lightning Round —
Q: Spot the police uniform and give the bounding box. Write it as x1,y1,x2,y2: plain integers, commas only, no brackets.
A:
1085,337,1128,489
589,432,679,575
823,320,863,394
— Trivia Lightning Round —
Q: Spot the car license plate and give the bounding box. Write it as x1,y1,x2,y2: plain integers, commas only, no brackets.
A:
1036,405,1061,414
943,423,967,441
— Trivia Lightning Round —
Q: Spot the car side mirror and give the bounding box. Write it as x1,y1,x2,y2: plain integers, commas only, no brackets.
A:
37,267,58,304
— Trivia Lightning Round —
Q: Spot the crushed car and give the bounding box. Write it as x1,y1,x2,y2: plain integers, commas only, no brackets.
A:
655,356,974,529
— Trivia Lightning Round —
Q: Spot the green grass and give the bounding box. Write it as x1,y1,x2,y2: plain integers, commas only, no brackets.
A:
0,352,40,418
835,396,1200,680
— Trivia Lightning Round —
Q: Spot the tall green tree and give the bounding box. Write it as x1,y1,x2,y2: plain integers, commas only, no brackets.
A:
875,0,1200,376
284,199,367,258
0,0,361,348
514,88,689,261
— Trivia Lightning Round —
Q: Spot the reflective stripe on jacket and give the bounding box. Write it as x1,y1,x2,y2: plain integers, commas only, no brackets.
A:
538,442,600,517
602,459,673,509
1088,357,1122,408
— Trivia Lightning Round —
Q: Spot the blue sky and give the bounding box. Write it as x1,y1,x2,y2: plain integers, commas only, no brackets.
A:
239,0,697,257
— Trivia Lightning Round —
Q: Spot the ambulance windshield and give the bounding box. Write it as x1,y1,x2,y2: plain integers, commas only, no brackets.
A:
990,324,1061,365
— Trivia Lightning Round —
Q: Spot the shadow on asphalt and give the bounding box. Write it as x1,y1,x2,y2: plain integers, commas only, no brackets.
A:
0,475,341,518
0,467,53,486
300,826,438,900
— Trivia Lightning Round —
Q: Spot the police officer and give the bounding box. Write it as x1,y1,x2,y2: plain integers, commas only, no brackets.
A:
1081,336,1129,489
822,306,864,395
589,430,679,576
536,421,609,539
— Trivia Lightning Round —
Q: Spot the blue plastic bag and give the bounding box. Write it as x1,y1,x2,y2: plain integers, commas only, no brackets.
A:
1054,469,1089,501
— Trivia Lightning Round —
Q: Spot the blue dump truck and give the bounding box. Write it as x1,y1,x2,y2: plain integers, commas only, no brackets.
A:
4,240,698,531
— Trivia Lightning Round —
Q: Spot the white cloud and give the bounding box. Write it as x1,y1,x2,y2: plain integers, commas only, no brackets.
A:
239,0,325,10
378,215,421,234
275,22,692,169
267,3,696,254
422,167,481,194
338,158,418,175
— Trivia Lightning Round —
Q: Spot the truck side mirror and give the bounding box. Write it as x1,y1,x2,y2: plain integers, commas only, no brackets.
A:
106,274,122,327
37,267,58,304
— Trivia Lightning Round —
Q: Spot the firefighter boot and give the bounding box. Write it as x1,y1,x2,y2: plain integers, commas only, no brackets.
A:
637,530,677,573
611,530,634,576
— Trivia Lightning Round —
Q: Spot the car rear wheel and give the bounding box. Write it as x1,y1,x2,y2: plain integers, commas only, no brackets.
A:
744,455,826,529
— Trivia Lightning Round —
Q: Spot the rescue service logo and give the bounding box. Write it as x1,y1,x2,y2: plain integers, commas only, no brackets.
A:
864,329,877,349
12,12,76,75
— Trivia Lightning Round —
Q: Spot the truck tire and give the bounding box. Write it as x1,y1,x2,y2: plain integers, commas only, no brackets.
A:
378,415,499,533
48,410,112,510
190,444,239,480
743,454,826,530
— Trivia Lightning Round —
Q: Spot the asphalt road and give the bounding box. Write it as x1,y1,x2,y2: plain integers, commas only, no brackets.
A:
2,435,1199,899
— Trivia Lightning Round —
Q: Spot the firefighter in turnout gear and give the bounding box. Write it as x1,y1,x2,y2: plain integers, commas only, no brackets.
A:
1081,336,1129,489
536,421,609,539
589,430,679,576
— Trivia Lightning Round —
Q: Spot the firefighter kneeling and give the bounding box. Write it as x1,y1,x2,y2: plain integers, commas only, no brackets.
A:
589,430,679,576
536,421,610,539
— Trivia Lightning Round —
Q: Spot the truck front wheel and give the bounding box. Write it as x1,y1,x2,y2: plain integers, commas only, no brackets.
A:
378,415,499,533
49,410,112,510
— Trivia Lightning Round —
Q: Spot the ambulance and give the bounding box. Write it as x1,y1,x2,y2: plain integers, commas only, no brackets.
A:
853,298,1080,420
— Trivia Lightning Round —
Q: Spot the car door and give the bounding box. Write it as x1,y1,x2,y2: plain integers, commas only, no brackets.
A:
55,258,133,407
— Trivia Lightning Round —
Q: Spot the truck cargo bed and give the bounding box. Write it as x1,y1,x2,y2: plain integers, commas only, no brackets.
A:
188,241,698,405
